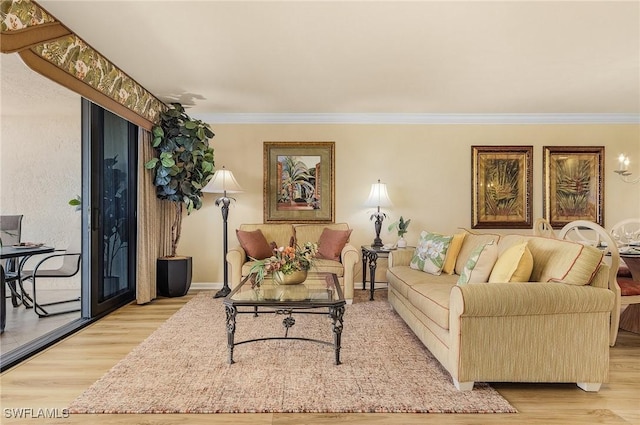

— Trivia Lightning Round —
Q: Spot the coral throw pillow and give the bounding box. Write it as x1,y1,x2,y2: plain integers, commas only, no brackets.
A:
410,231,453,275
489,242,534,283
317,228,352,261
457,241,498,284
236,229,273,260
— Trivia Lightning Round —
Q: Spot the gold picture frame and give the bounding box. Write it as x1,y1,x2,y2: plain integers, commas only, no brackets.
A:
263,141,335,223
472,146,533,229
543,146,604,228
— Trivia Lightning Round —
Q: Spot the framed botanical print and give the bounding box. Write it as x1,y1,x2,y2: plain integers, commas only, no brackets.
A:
543,146,604,228
471,146,533,229
263,141,335,223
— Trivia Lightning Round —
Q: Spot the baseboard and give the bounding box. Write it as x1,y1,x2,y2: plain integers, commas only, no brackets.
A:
191,282,223,290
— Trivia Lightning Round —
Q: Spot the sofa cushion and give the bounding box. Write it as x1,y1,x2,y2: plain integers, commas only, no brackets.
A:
410,231,453,275
527,236,604,286
236,229,273,260
457,241,498,284
455,232,501,275
407,279,457,330
488,242,534,283
442,232,466,275
316,228,352,260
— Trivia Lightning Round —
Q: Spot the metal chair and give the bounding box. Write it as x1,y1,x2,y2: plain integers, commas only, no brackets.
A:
0,215,31,307
21,234,81,318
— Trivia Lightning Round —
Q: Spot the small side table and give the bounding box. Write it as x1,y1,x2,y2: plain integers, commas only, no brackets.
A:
361,245,394,301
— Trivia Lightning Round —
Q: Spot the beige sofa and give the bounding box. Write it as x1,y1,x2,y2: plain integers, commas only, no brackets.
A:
386,221,616,392
226,223,359,302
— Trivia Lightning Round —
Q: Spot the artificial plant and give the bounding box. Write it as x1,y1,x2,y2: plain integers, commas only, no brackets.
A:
144,103,215,257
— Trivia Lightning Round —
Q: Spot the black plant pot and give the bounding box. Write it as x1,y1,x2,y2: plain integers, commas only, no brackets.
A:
157,256,192,297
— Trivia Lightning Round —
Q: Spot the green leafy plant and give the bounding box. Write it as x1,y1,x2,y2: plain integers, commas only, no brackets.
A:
388,216,411,238
144,103,215,256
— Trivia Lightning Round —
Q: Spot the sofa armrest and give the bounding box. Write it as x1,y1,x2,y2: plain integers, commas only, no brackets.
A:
388,249,413,267
340,244,360,300
450,282,615,318
226,245,246,289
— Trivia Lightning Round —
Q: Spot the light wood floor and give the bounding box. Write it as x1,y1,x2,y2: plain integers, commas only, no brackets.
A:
1,289,638,425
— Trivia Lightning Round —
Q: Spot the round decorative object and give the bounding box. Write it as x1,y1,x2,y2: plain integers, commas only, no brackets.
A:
274,269,308,285
397,237,407,248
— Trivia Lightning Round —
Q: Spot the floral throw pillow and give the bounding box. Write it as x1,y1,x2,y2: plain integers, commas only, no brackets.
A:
410,231,453,275
457,241,499,285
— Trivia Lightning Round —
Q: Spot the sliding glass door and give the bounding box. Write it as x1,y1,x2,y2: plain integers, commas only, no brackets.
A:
82,100,136,316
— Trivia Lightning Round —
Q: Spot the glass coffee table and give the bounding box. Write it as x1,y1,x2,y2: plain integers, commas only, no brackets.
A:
223,272,346,365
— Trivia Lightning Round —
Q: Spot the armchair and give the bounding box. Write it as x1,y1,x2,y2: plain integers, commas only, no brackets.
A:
226,223,359,302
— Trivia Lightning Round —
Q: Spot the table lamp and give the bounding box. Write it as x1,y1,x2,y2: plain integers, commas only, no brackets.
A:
365,179,393,248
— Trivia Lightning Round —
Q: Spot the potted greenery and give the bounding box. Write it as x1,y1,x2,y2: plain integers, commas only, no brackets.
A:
388,216,411,248
144,103,215,297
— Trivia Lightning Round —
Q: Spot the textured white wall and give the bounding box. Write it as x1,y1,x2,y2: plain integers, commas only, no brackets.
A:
1,101,81,288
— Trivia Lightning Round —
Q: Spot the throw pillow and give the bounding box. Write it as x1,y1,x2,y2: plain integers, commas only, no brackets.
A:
457,241,498,285
236,229,273,260
410,231,453,275
488,242,534,283
317,228,352,261
442,232,466,275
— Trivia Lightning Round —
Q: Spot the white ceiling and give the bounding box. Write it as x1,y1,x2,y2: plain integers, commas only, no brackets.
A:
19,1,640,122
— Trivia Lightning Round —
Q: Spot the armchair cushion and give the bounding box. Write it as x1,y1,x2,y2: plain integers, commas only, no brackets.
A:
236,229,273,260
317,228,353,261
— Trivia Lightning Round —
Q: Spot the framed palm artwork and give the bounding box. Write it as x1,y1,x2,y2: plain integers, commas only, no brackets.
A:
543,146,604,228
471,146,533,229
263,141,335,223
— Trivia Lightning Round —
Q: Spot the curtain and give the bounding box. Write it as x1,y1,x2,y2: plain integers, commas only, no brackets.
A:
136,128,172,304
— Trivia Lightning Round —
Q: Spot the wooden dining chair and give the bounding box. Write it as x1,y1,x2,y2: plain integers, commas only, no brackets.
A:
609,218,640,343
533,217,556,238
558,220,620,346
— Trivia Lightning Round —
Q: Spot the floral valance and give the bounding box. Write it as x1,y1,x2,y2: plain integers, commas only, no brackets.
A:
1,0,165,129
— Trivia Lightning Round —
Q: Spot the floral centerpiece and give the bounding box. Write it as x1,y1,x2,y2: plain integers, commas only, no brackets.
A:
249,242,319,287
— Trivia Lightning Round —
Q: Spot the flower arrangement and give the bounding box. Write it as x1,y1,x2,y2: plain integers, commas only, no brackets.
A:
249,242,319,287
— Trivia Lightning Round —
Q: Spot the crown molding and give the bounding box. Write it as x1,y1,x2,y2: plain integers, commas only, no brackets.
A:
196,113,640,125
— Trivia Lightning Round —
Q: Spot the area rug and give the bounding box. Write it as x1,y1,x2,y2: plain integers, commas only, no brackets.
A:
68,290,517,414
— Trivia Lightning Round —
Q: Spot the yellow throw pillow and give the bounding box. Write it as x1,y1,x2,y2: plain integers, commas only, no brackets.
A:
443,232,466,275
488,242,534,283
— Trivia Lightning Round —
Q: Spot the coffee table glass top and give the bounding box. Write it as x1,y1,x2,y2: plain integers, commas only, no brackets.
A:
228,272,343,305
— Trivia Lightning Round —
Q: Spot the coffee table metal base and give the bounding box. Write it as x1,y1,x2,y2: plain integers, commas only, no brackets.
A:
225,304,345,365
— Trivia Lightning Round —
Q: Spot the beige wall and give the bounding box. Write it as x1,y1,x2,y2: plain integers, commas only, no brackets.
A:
179,123,640,283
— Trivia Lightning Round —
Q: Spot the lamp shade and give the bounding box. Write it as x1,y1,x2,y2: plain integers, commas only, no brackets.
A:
202,166,244,194
365,180,393,208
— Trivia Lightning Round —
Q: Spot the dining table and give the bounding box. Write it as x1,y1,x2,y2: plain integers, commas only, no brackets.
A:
619,246,640,334
1,244,54,333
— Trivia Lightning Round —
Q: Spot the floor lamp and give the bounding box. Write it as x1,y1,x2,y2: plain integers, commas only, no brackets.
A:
202,166,244,298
